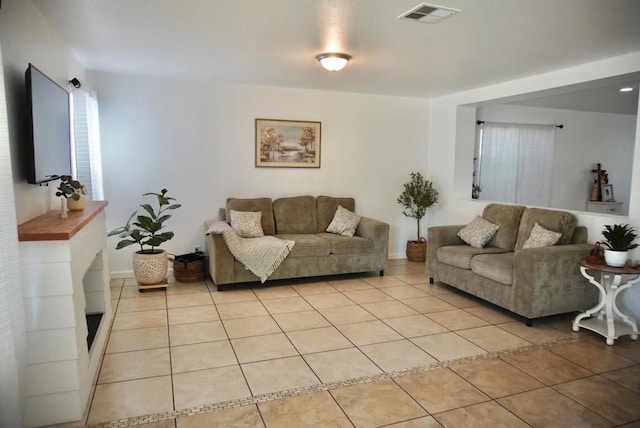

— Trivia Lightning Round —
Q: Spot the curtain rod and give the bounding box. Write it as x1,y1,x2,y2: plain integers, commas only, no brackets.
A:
476,120,564,129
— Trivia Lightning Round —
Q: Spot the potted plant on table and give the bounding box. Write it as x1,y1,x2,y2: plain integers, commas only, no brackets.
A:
397,172,439,262
108,189,181,285
601,224,638,267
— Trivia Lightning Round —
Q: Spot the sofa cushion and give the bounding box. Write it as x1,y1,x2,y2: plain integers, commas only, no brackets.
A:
437,245,509,270
326,205,361,237
229,210,264,238
457,216,500,248
226,197,275,235
514,208,576,250
482,204,527,251
522,222,561,249
276,234,330,258
316,196,356,233
471,253,515,285
273,196,317,234
316,232,374,255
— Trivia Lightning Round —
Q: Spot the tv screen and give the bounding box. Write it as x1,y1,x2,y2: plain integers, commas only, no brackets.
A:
25,63,72,184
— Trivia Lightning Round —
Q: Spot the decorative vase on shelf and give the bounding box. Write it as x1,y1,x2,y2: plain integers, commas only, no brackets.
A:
59,198,68,219
604,249,628,268
67,196,86,211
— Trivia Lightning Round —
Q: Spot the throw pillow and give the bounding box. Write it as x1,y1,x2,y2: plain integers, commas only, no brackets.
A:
229,210,264,238
326,205,362,237
457,215,500,248
522,222,561,249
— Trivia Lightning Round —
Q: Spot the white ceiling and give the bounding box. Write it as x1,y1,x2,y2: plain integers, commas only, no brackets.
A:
33,0,640,101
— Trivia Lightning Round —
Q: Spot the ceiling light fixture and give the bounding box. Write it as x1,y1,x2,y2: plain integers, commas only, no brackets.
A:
619,87,634,92
316,53,351,72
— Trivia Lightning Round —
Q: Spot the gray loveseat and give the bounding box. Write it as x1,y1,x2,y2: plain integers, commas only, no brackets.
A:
205,195,389,287
427,203,598,325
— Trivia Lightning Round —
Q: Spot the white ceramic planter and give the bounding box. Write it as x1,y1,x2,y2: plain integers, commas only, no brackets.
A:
604,249,628,268
133,250,168,284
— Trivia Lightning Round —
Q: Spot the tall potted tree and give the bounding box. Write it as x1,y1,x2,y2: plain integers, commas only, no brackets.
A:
397,172,439,262
108,189,181,285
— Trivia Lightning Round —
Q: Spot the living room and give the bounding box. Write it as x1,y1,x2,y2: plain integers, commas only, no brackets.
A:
1,0,640,427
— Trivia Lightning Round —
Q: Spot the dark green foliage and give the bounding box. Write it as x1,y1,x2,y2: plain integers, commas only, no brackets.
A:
108,189,181,254
601,224,638,251
397,172,439,241
55,175,85,200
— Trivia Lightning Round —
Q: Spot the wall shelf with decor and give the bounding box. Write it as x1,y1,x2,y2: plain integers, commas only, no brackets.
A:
587,201,624,215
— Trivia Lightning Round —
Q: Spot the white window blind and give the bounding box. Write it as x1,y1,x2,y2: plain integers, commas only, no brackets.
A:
72,89,104,200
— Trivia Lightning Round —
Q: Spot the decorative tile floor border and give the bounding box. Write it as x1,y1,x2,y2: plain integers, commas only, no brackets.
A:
93,334,585,427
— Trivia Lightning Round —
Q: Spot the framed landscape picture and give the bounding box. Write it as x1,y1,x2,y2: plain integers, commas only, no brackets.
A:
255,119,321,168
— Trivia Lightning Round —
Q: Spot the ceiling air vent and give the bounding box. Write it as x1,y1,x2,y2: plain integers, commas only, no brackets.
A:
398,3,461,23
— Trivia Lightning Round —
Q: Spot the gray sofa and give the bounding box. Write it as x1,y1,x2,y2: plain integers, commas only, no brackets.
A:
205,195,389,287
427,203,599,325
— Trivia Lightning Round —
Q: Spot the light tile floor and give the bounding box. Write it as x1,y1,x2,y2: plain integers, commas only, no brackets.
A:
85,259,640,427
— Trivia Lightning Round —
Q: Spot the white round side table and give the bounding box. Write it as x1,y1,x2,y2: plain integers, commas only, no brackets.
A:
573,259,640,345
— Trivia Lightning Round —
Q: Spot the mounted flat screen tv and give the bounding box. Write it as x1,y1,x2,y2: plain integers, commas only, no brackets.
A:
25,63,72,184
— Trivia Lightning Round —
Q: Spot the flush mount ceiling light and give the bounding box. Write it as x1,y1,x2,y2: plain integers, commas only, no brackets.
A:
619,87,634,92
316,53,351,71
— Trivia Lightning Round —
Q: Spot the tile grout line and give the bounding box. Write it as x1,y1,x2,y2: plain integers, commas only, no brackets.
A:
92,335,585,427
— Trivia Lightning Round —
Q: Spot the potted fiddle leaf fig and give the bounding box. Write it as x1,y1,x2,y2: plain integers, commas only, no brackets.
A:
108,189,181,285
601,224,638,267
397,172,439,262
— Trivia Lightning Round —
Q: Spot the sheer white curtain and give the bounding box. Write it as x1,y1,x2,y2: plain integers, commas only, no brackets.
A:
478,122,556,206
0,45,26,427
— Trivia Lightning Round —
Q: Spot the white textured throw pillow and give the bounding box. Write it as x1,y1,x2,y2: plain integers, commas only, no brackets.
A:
522,222,561,249
229,210,264,238
457,215,500,248
326,205,362,237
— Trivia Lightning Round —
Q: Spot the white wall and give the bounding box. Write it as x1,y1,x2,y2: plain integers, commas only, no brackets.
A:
90,72,430,276
0,0,87,223
427,51,640,320
477,104,636,214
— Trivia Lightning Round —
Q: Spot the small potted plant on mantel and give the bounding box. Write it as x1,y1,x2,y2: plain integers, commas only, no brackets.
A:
55,175,86,218
601,224,638,267
397,172,439,262
108,189,181,288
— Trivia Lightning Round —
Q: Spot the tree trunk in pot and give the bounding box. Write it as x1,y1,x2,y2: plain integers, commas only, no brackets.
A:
133,250,168,284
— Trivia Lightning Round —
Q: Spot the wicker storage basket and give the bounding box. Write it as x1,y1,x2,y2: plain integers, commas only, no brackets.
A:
172,252,207,283
406,240,427,262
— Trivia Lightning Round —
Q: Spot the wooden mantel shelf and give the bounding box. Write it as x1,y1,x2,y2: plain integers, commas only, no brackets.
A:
18,200,108,241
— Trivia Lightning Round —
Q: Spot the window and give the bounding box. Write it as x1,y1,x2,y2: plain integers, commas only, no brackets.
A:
71,90,104,200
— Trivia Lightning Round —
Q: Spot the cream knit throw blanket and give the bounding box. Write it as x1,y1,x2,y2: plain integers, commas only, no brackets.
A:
206,221,295,283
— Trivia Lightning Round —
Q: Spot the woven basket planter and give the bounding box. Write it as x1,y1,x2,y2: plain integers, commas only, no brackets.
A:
133,250,168,284
406,240,427,262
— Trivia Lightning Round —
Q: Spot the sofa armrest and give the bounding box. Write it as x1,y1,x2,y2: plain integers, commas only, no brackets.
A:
427,225,465,281
513,243,597,318
203,220,235,285
356,217,389,271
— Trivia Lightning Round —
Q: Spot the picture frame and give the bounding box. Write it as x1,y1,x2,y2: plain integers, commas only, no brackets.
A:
255,119,321,168
602,184,615,202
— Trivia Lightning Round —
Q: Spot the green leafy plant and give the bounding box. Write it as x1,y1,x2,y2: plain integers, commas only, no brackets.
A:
397,172,439,241
601,224,638,251
55,175,85,200
108,189,181,254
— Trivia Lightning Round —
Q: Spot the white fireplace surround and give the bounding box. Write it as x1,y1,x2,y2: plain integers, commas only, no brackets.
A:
18,201,111,427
